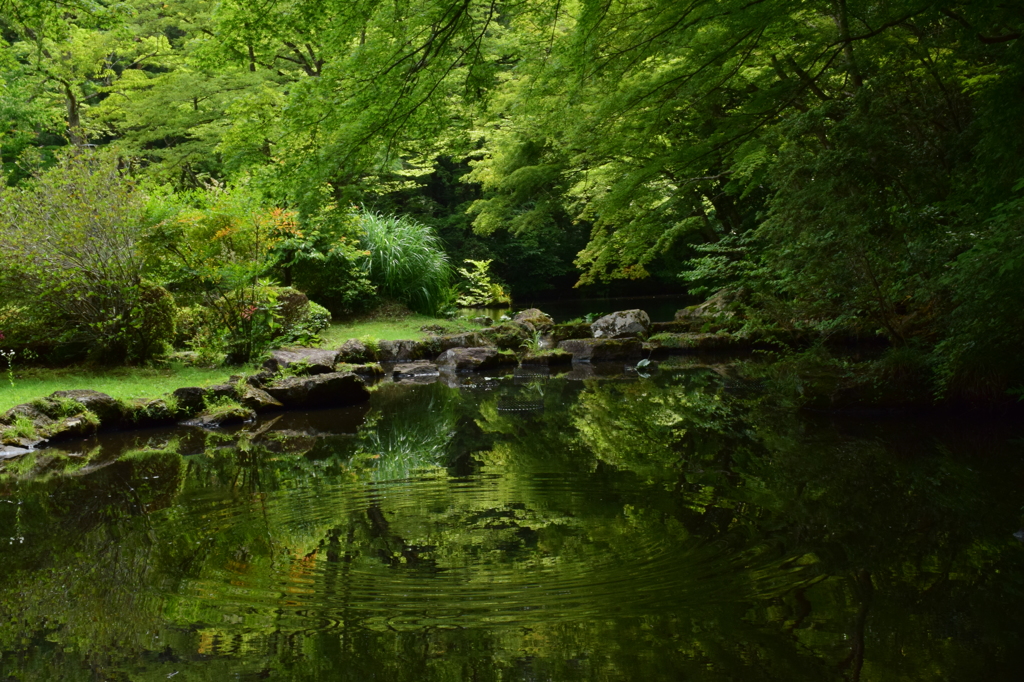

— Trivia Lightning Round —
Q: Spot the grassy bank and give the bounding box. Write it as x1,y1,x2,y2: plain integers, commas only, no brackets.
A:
0,364,241,413
318,314,479,348
0,312,473,413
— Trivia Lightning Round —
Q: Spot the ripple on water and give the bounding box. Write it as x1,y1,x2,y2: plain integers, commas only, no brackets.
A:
171,468,815,632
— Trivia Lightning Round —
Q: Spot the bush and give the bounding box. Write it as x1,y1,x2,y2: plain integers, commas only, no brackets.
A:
269,207,377,316
357,211,452,315
0,152,169,362
455,259,512,307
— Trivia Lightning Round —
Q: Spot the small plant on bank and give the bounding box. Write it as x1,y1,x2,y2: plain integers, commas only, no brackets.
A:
1,349,14,387
10,414,37,440
455,259,511,308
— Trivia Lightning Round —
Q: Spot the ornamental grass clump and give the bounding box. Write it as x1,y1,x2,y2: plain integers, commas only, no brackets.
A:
357,212,452,316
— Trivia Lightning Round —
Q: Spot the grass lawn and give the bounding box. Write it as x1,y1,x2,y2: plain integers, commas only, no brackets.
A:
0,364,242,413
318,314,480,348
0,312,485,413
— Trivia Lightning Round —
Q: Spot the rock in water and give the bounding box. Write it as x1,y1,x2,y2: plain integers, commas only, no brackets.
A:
557,338,643,362
263,372,370,407
590,309,651,339
435,347,501,371
513,308,554,331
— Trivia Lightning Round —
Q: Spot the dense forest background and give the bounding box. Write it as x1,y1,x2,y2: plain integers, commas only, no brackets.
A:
1,0,1023,398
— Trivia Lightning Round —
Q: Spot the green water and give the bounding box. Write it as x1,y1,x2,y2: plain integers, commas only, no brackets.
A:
1,367,1022,680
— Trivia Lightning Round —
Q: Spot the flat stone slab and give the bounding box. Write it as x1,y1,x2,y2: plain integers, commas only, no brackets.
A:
264,347,340,375
436,347,500,372
264,372,369,407
393,362,440,377
378,339,429,362
520,349,572,367
557,338,642,362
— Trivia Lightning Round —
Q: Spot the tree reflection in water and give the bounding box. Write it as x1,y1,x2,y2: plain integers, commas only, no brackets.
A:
1,369,1022,680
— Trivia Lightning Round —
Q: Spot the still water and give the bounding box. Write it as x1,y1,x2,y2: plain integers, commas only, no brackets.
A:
1,365,1022,680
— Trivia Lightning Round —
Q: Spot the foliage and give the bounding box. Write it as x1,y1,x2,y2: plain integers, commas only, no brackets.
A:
143,187,291,362
357,211,452,316
267,207,377,316
0,152,172,362
455,259,512,307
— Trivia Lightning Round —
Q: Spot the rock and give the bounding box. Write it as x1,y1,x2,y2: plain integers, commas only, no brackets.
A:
46,414,99,441
469,316,493,326
675,290,740,331
237,385,284,412
206,383,239,401
263,347,340,375
245,370,277,388
183,405,256,429
549,322,593,344
590,309,651,339
339,358,385,378
480,322,533,350
557,338,643,362
171,387,208,416
513,308,554,331
646,333,745,353
435,347,501,372
125,399,178,428
433,332,492,352
0,445,30,460
393,362,440,378
49,390,121,426
377,339,429,362
263,372,370,408
339,338,376,363
520,349,573,367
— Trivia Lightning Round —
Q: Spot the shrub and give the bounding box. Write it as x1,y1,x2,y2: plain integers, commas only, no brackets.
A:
0,152,169,362
357,211,452,315
144,187,289,363
455,259,512,307
268,207,377,316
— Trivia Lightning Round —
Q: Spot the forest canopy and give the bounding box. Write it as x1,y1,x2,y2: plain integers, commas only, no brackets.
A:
1,0,1023,393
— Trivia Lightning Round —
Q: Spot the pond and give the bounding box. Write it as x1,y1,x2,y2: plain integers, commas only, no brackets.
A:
1,365,1022,681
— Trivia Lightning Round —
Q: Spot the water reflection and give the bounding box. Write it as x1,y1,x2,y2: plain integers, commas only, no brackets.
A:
1,371,1023,680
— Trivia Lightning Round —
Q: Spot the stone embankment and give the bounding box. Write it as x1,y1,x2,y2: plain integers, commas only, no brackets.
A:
1,301,754,456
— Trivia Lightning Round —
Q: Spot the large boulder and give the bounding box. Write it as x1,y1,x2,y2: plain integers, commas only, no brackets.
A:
124,399,178,428
237,384,284,412
590,309,651,339
338,339,375,363
436,347,501,372
433,332,492,352
513,308,554,332
480,322,533,350
171,386,208,416
674,289,740,331
557,338,643,362
263,371,370,407
377,339,429,362
263,347,339,375
49,390,122,426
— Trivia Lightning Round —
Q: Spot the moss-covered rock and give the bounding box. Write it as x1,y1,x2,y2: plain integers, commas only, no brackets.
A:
480,322,532,350
520,349,573,367
557,338,642,362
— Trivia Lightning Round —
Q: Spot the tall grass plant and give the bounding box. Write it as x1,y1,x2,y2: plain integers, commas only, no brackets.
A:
358,212,452,316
